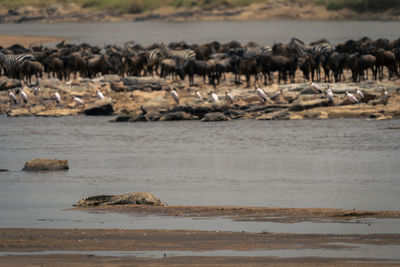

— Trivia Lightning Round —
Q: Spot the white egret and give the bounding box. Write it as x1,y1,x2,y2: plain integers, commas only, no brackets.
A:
345,91,359,104
255,87,267,103
96,90,105,100
9,92,17,104
171,89,179,104
55,91,61,104
225,92,234,104
210,93,219,103
73,96,85,106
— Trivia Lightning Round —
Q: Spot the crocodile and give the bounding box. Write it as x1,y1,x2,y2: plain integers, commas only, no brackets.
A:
73,192,165,207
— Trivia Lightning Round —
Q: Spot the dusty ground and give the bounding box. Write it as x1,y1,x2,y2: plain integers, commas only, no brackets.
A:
0,35,65,48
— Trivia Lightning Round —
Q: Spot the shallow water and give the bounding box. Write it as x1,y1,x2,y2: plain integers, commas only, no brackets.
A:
0,116,399,230
0,21,399,46
1,244,400,261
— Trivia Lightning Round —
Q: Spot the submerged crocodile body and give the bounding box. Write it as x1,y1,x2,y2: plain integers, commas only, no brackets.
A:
73,192,165,207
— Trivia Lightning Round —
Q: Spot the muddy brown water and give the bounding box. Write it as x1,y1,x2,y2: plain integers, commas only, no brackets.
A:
0,116,399,230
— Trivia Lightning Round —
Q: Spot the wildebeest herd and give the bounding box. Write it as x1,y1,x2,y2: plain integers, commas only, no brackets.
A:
0,37,399,87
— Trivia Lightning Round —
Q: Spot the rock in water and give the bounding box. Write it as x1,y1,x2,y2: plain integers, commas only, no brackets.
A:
73,192,165,207
22,158,69,171
201,112,229,122
84,98,114,115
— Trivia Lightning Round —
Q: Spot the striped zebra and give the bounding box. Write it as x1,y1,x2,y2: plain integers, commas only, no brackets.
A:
256,45,272,56
161,46,196,63
147,48,164,75
0,51,36,79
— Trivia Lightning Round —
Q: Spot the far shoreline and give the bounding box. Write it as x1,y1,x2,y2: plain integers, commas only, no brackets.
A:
0,35,65,48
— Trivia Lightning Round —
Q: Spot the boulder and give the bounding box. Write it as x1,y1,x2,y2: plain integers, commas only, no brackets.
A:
22,158,69,171
201,112,229,122
35,109,80,117
256,110,290,120
122,77,168,91
84,98,114,115
0,77,21,91
289,99,330,111
110,81,125,92
160,111,196,121
7,108,32,117
102,74,121,83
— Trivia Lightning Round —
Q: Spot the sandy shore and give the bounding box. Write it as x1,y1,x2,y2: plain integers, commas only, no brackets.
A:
1,205,400,266
1,228,399,266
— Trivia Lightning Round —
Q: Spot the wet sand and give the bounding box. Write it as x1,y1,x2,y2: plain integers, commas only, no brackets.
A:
73,205,400,223
1,206,400,266
1,227,400,266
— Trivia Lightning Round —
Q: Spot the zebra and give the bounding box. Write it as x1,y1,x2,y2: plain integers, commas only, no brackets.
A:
256,45,272,56
161,46,196,63
0,51,36,79
147,48,164,75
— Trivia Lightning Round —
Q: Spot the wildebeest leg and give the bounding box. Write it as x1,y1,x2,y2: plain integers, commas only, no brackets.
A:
245,74,250,88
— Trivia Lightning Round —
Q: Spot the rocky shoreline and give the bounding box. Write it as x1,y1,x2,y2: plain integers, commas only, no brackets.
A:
0,2,399,24
1,73,399,121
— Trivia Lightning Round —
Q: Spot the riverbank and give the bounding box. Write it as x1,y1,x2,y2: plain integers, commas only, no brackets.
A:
1,73,399,121
0,1,399,24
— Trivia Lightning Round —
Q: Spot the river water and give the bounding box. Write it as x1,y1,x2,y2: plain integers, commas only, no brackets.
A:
0,21,399,46
0,116,399,229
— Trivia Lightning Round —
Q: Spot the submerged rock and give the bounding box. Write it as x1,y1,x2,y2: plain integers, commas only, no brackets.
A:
201,112,229,122
160,111,196,121
289,99,331,112
22,158,69,171
256,110,290,120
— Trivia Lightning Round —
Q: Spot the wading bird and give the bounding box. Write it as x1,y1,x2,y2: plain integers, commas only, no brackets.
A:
310,82,323,98
73,96,84,106
55,91,61,104
20,90,28,104
225,92,234,104
96,90,104,100
33,87,40,97
210,92,219,103
325,87,334,104
381,88,389,105
345,91,359,104
255,87,267,103
9,92,17,104
270,89,283,101
171,89,179,104
355,88,364,101
195,90,202,100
